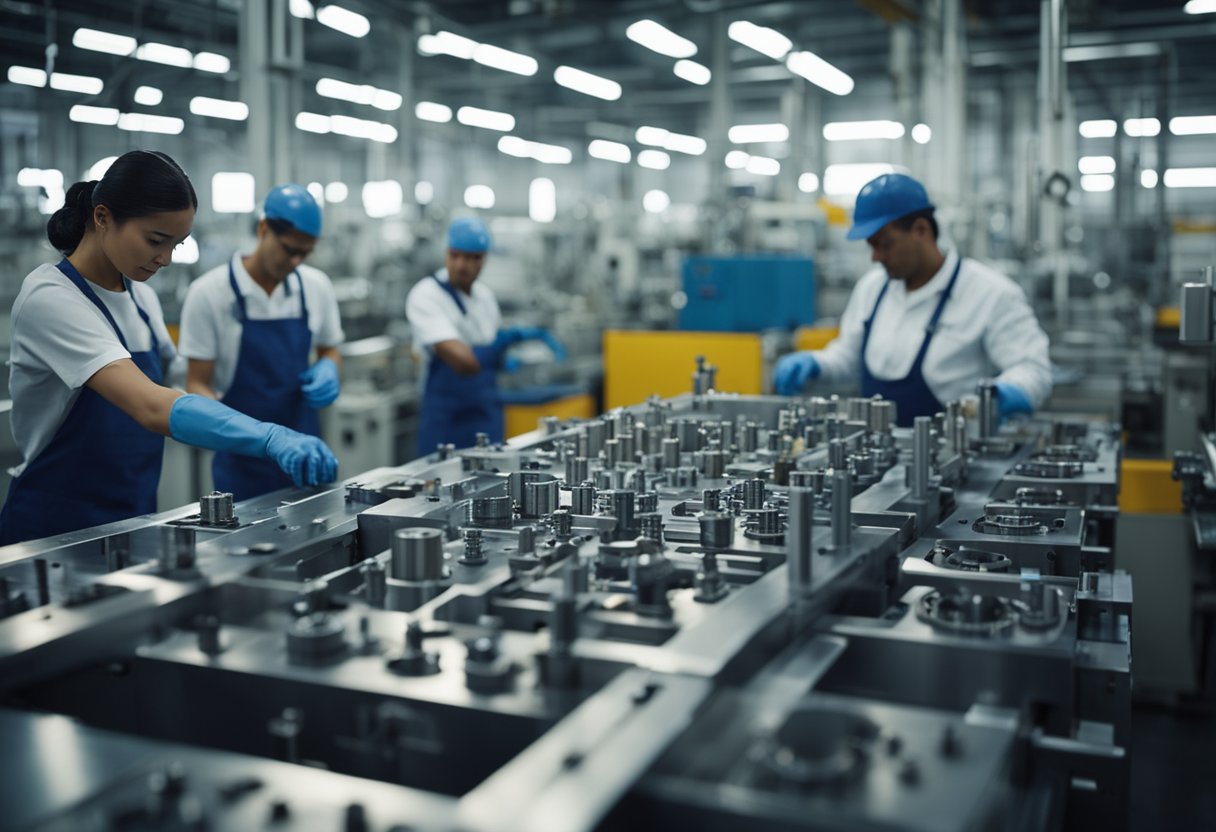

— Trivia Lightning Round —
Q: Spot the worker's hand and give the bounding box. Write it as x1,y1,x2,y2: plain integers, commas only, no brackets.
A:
494,327,567,362
995,382,1033,419
299,357,340,408
502,355,524,374
265,426,340,487
774,352,820,395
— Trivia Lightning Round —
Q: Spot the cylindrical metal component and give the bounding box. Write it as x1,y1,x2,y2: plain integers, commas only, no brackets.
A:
551,509,573,538
34,559,49,606
585,420,607,456
811,468,827,495
391,528,445,581
518,525,536,555
637,492,658,513
363,559,387,607
699,511,733,549
847,397,871,424
670,466,699,488
787,486,815,599
604,438,622,468
565,456,590,487
700,449,726,479
618,433,636,463
160,526,196,571
638,512,663,543
977,381,997,439
628,467,647,494
523,479,560,518
803,424,820,450
718,420,735,450
103,535,129,572
1180,281,1214,344
571,484,596,515
199,491,234,525
676,419,702,453
606,489,636,536
469,496,513,528
751,508,782,535
831,468,853,549
829,439,847,470
853,452,875,477
462,529,486,564
702,488,721,511
197,614,222,655
661,437,681,469
788,470,814,488
869,400,895,433
742,478,766,510
475,432,490,448
912,416,931,500
741,421,760,453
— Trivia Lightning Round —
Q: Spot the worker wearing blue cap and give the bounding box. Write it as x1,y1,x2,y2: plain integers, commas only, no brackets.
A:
406,216,565,453
178,184,345,499
774,173,1050,425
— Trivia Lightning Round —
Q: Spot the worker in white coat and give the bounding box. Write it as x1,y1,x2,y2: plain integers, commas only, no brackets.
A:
405,216,565,453
774,173,1051,425
179,184,344,500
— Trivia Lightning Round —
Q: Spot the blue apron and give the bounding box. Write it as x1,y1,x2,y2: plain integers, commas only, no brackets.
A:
860,257,963,427
0,260,165,544
211,263,319,501
415,274,502,455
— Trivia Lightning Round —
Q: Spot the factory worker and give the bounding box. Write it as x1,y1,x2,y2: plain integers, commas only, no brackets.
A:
178,184,344,501
774,173,1051,426
0,151,337,545
406,216,565,454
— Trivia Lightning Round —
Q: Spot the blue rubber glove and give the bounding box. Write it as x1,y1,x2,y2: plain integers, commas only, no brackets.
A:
774,352,820,395
502,355,524,374
995,382,1033,418
299,357,340,408
169,395,339,487
494,327,567,363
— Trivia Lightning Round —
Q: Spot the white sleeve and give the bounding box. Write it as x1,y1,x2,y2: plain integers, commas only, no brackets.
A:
406,283,462,346
15,281,130,389
139,287,178,364
177,279,220,361
982,283,1054,408
810,278,873,382
311,272,345,348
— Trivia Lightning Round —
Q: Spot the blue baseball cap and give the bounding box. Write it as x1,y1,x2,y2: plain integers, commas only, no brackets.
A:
448,216,491,254
264,184,322,238
846,173,935,241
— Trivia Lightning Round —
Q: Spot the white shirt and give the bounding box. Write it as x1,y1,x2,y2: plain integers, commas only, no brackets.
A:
813,251,1053,408
8,262,177,475
405,268,501,388
178,254,344,397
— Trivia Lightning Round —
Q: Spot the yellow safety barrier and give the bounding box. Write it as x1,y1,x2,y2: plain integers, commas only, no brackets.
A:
1119,458,1182,514
795,325,840,351
603,330,764,410
505,393,596,438
1155,307,1180,329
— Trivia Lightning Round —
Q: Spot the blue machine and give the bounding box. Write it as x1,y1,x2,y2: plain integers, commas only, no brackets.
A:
679,254,815,332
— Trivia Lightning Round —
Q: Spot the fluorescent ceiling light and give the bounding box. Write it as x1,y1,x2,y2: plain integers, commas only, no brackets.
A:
135,42,193,67
745,155,780,176
307,182,325,203
824,162,897,196
418,31,478,59
1184,0,1216,13
295,112,331,133
316,78,401,111
363,180,404,218
636,126,669,146
725,150,750,169
1163,167,1216,188
727,21,791,60
17,168,63,188
69,105,120,126
1078,156,1116,175
473,43,538,76
728,123,789,143
190,96,249,120
1140,170,1158,188
7,66,46,87
1170,115,1216,135
643,189,670,213
134,86,163,106
1122,117,1160,137
625,19,697,59
457,106,515,132
86,156,117,180
49,73,104,95
785,50,854,96
911,123,932,144
193,52,230,73
664,132,706,156
464,184,496,210
823,120,905,141
325,182,348,203
118,112,185,134
316,5,370,38
637,149,671,170
290,0,315,18
330,114,397,142
72,27,136,56
415,181,434,205
1079,174,1115,192
673,59,711,85
529,177,557,223
415,101,452,123
554,65,621,101
1078,119,1116,138
174,235,200,264
497,136,572,164
588,139,631,163
798,172,819,193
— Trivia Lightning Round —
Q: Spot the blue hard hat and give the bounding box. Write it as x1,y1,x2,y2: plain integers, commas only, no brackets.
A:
448,216,491,254
846,173,935,241
264,184,322,237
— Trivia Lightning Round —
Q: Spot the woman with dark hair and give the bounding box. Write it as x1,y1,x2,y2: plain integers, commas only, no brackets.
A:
0,149,339,544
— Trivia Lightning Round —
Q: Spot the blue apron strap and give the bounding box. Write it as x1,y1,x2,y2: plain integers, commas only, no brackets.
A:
430,273,467,316
923,256,964,336
863,280,891,330
227,259,250,322
121,277,161,355
294,270,309,320
55,259,131,350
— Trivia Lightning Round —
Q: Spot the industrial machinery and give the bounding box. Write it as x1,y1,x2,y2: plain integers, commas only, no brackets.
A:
0,364,1131,831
